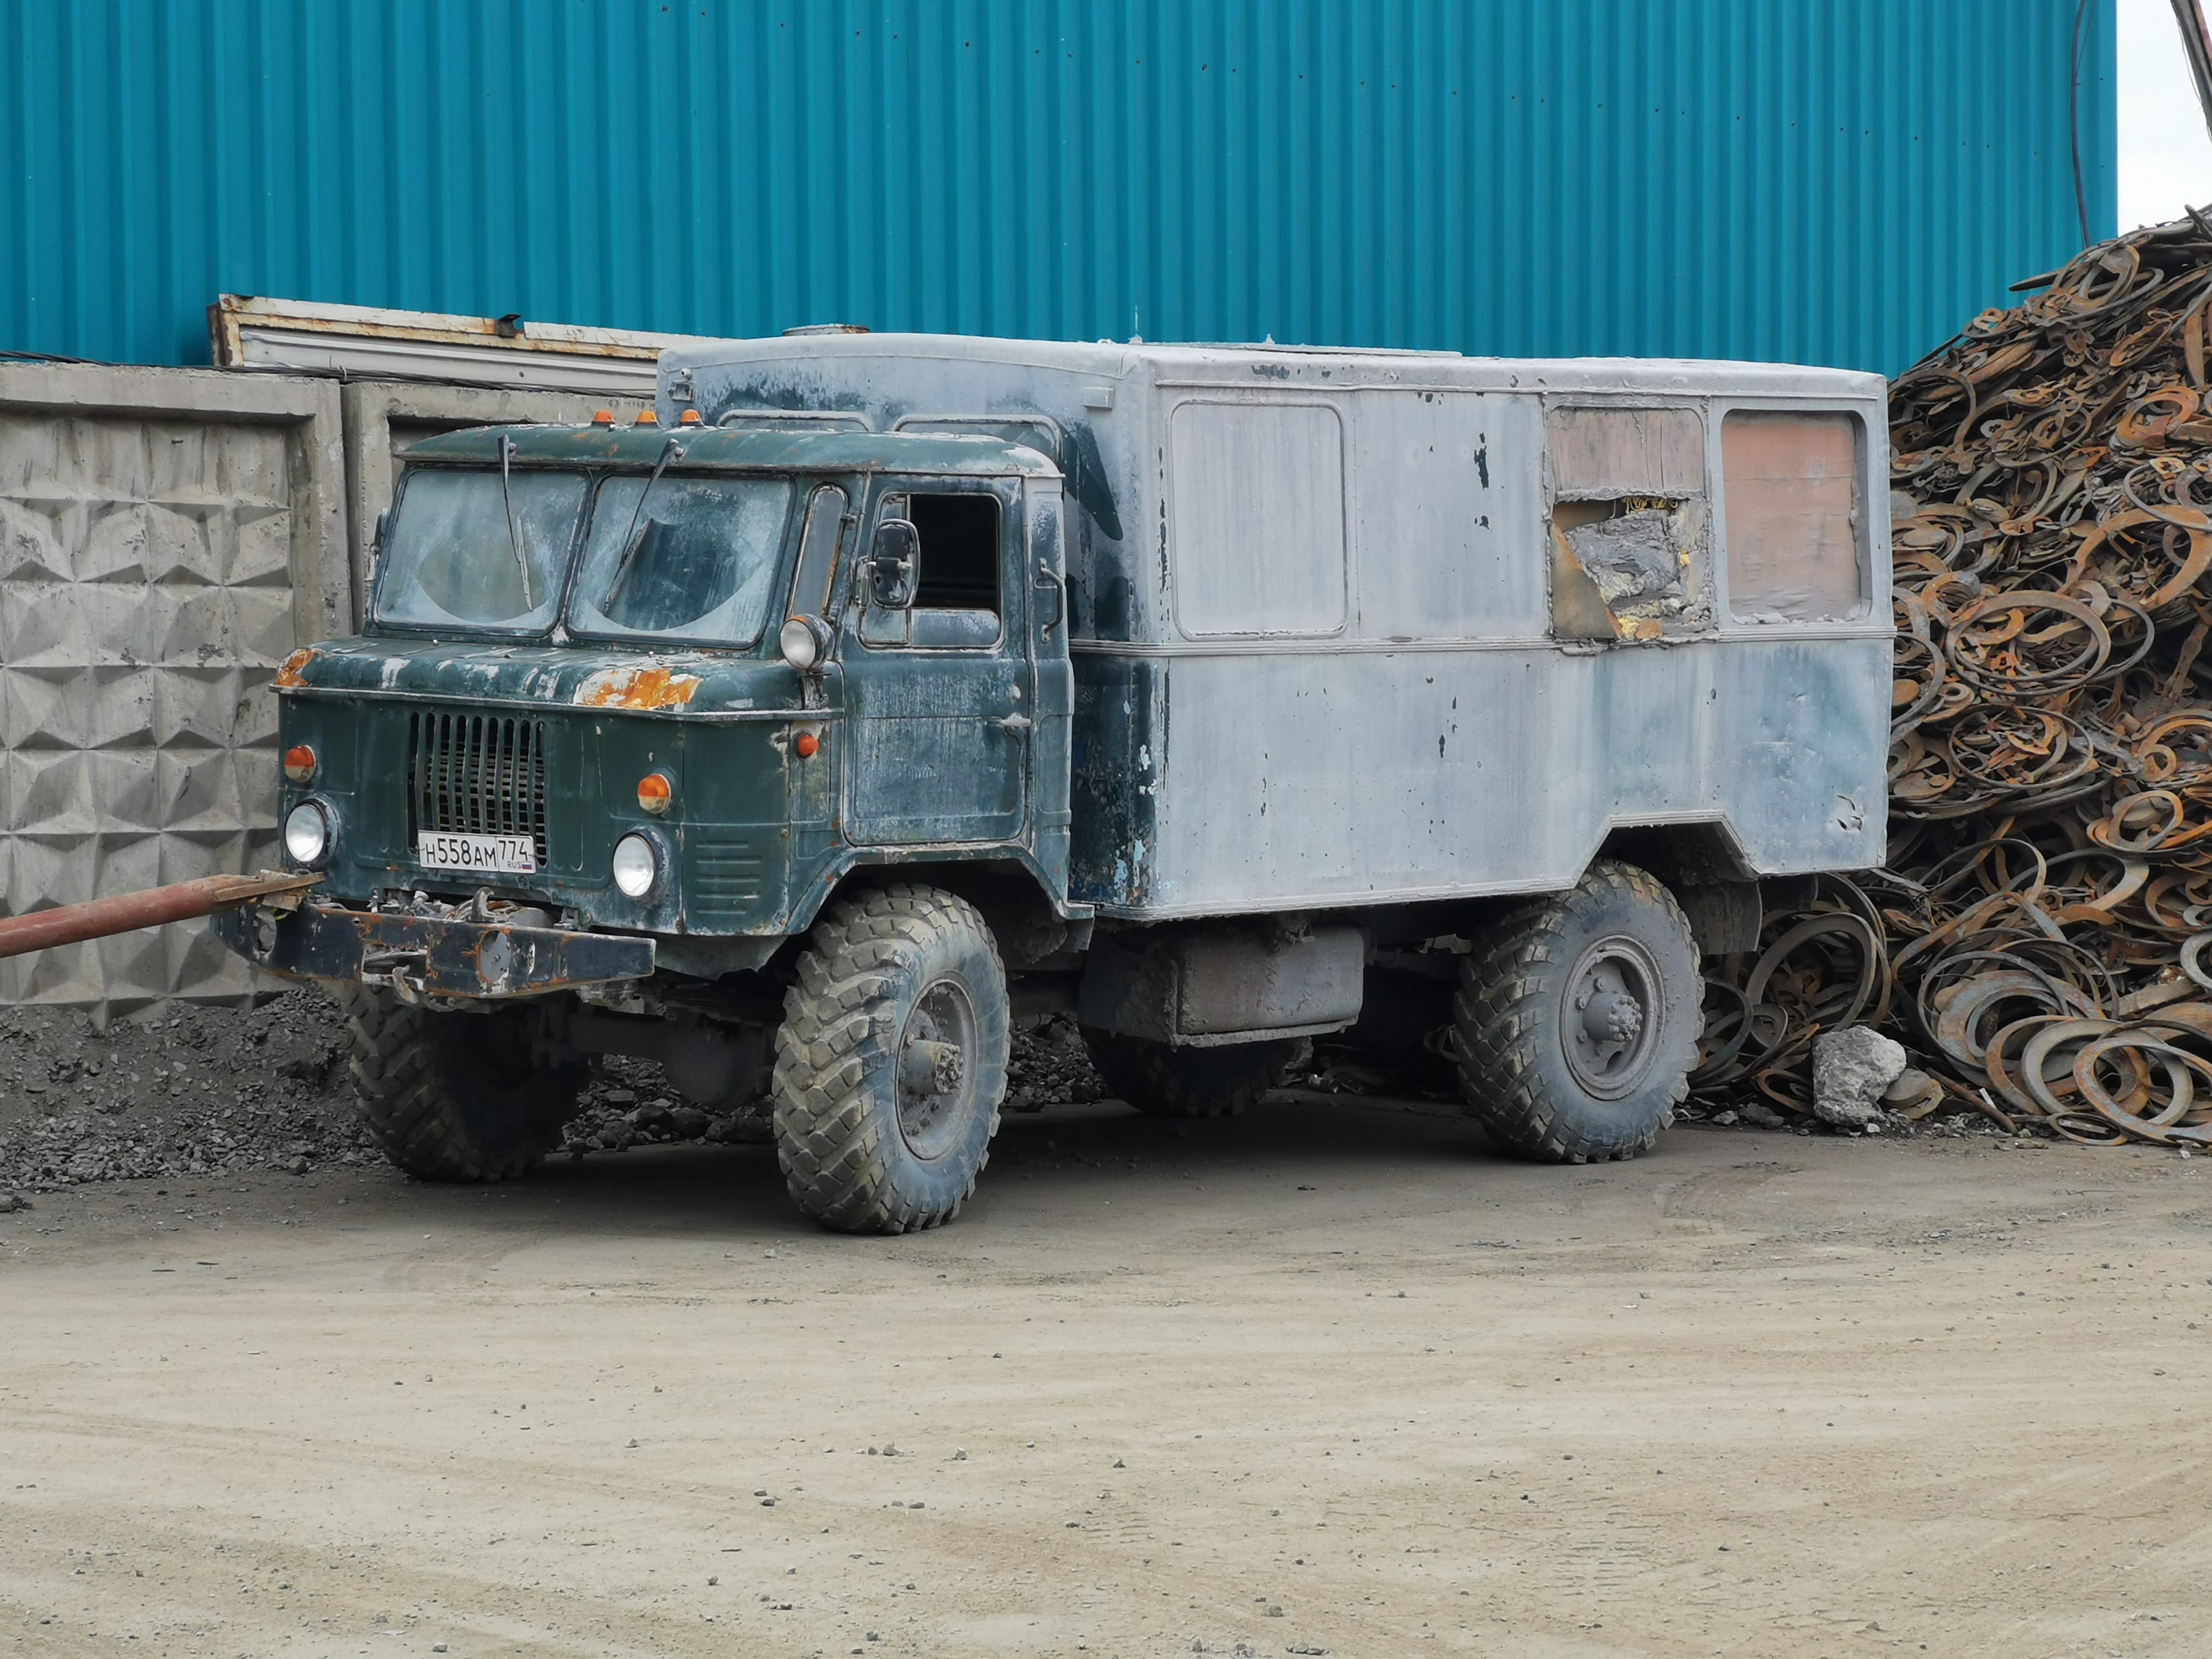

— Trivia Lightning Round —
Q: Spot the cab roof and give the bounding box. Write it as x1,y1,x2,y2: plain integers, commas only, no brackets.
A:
401,421,1061,477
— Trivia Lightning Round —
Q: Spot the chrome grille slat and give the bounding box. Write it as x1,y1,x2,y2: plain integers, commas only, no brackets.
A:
407,711,549,866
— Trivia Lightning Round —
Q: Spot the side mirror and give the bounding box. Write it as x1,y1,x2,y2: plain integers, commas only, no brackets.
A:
870,518,920,609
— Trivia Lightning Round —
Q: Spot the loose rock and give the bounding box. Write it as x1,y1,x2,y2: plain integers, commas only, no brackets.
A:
1813,1027,1908,1129
1003,1015,1108,1113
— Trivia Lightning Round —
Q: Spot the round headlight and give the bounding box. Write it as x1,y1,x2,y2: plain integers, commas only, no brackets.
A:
780,614,830,671
611,833,659,899
283,801,331,867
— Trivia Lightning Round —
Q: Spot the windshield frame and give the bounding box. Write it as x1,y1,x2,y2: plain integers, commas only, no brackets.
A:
561,468,803,649
367,460,818,650
367,461,593,640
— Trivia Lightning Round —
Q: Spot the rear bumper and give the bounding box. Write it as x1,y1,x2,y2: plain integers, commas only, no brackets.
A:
211,901,655,1000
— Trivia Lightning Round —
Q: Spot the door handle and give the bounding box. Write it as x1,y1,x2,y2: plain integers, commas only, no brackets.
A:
1034,560,1065,635
995,712,1035,735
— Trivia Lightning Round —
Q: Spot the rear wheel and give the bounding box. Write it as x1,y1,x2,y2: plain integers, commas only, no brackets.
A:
771,885,1009,1234
1453,859,1699,1163
330,986,585,1181
1084,1030,1309,1119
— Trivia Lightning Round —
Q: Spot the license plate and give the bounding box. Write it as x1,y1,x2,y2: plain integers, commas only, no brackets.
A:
416,832,537,874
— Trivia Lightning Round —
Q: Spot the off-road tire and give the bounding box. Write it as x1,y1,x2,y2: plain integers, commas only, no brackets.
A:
1453,859,1700,1164
329,985,585,1181
772,885,1010,1234
1083,1030,1310,1119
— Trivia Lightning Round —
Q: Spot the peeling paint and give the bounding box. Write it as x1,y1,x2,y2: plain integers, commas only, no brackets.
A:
573,664,705,709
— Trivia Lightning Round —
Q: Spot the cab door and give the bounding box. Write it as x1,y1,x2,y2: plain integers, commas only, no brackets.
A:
841,479,1031,846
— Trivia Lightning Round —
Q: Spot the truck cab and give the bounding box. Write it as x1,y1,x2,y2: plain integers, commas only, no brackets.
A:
258,420,1078,958
221,337,1892,1233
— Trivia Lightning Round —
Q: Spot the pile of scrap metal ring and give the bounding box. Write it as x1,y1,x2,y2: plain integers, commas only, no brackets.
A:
1696,212,2212,1146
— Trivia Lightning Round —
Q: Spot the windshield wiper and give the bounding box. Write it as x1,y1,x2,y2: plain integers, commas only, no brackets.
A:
497,435,536,609
603,435,685,608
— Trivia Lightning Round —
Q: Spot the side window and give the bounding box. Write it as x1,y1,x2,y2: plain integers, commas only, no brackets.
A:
790,483,849,619
1170,401,1347,637
908,493,1001,614
1722,411,1864,622
862,489,1005,650
1546,406,1708,642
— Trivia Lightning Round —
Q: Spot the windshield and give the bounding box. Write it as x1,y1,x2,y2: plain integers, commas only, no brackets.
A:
568,475,794,643
374,468,584,631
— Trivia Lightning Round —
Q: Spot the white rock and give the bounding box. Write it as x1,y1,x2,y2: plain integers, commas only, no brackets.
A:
1813,1027,1909,1128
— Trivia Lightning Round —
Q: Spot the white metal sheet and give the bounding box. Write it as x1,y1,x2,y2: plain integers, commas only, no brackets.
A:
1167,400,1348,638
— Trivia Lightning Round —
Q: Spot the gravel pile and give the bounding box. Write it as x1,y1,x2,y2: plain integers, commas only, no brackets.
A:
0,996,1114,1196
0,991,371,1194
557,1055,774,1156
1003,1015,1109,1113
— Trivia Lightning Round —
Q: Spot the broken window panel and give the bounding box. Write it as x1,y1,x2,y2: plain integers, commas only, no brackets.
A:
1547,406,1704,498
1545,406,1708,641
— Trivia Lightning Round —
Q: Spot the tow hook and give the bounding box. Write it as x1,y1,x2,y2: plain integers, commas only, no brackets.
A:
363,949,432,1003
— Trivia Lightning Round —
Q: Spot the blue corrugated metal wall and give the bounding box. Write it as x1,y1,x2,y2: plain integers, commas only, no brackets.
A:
0,1,2116,375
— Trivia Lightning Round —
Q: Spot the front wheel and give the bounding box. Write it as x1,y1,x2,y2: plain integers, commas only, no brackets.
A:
330,986,585,1181
1453,859,1700,1164
772,884,1010,1233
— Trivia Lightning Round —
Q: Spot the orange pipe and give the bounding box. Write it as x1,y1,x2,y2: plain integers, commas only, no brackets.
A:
0,872,320,962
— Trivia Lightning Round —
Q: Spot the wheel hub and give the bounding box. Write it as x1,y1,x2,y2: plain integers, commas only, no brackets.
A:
899,1038,966,1098
1581,988,1644,1047
1562,937,1662,1099
895,978,978,1160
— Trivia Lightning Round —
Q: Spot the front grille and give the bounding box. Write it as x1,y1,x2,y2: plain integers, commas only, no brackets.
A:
406,711,550,866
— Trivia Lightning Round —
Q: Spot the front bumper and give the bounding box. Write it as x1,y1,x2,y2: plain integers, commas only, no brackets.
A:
211,900,656,1000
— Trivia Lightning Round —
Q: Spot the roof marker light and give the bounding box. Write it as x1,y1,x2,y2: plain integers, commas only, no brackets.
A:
679,409,702,425
634,410,658,425
592,409,614,425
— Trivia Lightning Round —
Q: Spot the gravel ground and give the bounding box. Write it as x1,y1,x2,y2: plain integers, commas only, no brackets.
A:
0,994,2010,1203
0,998,1121,1198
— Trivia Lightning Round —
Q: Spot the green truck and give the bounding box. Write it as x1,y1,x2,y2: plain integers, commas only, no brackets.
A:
217,336,1891,1232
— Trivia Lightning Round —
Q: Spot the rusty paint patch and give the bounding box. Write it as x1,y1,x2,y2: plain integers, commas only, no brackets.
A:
573,665,704,709
273,648,317,688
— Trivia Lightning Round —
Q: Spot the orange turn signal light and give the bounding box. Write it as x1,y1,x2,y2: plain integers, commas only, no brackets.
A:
794,731,821,759
591,409,614,425
637,771,673,815
282,744,317,784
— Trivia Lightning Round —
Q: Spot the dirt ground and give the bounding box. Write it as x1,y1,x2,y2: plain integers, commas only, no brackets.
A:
4,1097,2212,1655
6,1095,2211,1659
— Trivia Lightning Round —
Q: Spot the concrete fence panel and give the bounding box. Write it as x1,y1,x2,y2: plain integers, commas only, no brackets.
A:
0,365,615,1017
0,364,347,1015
